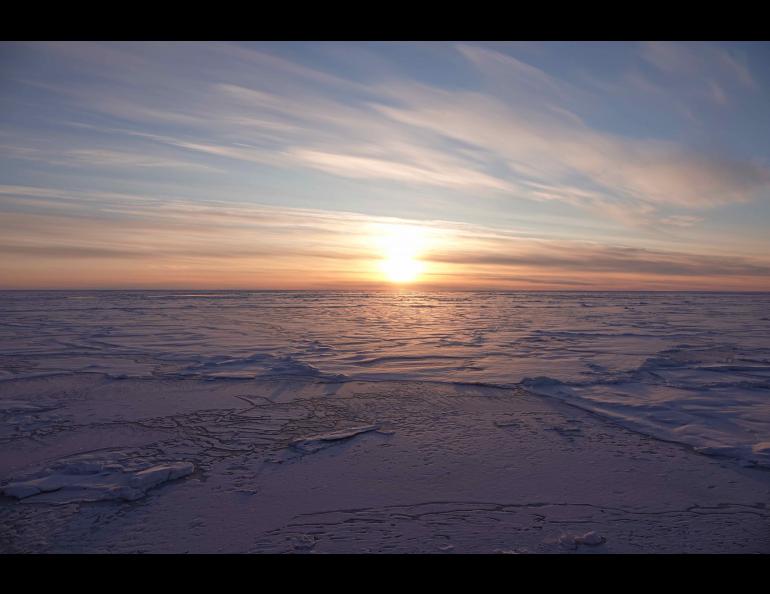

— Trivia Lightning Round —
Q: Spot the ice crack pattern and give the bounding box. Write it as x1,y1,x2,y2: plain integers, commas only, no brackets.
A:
1,290,769,468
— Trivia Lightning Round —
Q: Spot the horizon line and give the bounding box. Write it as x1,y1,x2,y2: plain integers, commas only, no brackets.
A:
2,288,770,294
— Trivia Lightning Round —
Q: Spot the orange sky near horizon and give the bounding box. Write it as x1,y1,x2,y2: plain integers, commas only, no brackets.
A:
2,196,769,291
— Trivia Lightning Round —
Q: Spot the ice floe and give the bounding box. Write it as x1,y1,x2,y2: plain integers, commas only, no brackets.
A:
558,531,606,549
2,460,194,502
289,424,382,454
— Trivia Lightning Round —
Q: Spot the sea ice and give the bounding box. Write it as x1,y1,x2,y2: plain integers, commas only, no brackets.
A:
289,424,381,453
558,531,605,549
2,461,195,502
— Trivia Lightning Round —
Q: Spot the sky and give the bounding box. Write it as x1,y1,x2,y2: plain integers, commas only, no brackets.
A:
1,41,769,290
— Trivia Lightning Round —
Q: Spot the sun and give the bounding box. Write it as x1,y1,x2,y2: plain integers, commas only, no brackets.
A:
375,224,426,284
381,255,422,283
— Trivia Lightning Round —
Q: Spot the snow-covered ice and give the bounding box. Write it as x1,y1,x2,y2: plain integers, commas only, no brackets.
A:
3,460,194,502
289,424,382,453
1,291,769,553
2,291,769,468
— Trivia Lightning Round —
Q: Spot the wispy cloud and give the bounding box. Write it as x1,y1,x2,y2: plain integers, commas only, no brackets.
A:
290,149,511,191
373,48,769,213
102,44,770,220
0,143,221,172
640,41,757,91
8,42,767,226
2,184,769,290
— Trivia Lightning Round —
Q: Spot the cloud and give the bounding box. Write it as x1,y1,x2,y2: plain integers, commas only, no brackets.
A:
290,149,511,191
374,54,770,211
2,184,770,290
2,42,770,291
427,240,770,278
640,41,757,89
0,144,221,172
10,42,767,229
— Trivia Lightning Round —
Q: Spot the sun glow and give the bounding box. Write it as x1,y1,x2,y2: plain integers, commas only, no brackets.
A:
376,224,426,284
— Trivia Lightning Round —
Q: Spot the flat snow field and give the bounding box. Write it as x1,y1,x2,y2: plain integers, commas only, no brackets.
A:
1,374,768,553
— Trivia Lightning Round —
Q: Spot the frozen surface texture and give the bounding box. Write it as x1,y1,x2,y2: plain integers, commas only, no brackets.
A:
3,460,194,502
1,291,769,553
1,376,769,553
2,291,769,468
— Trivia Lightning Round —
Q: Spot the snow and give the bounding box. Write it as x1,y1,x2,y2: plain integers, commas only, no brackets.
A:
0,376,768,552
3,460,195,502
2,291,769,469
1,291,770,553
289,425,382,453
